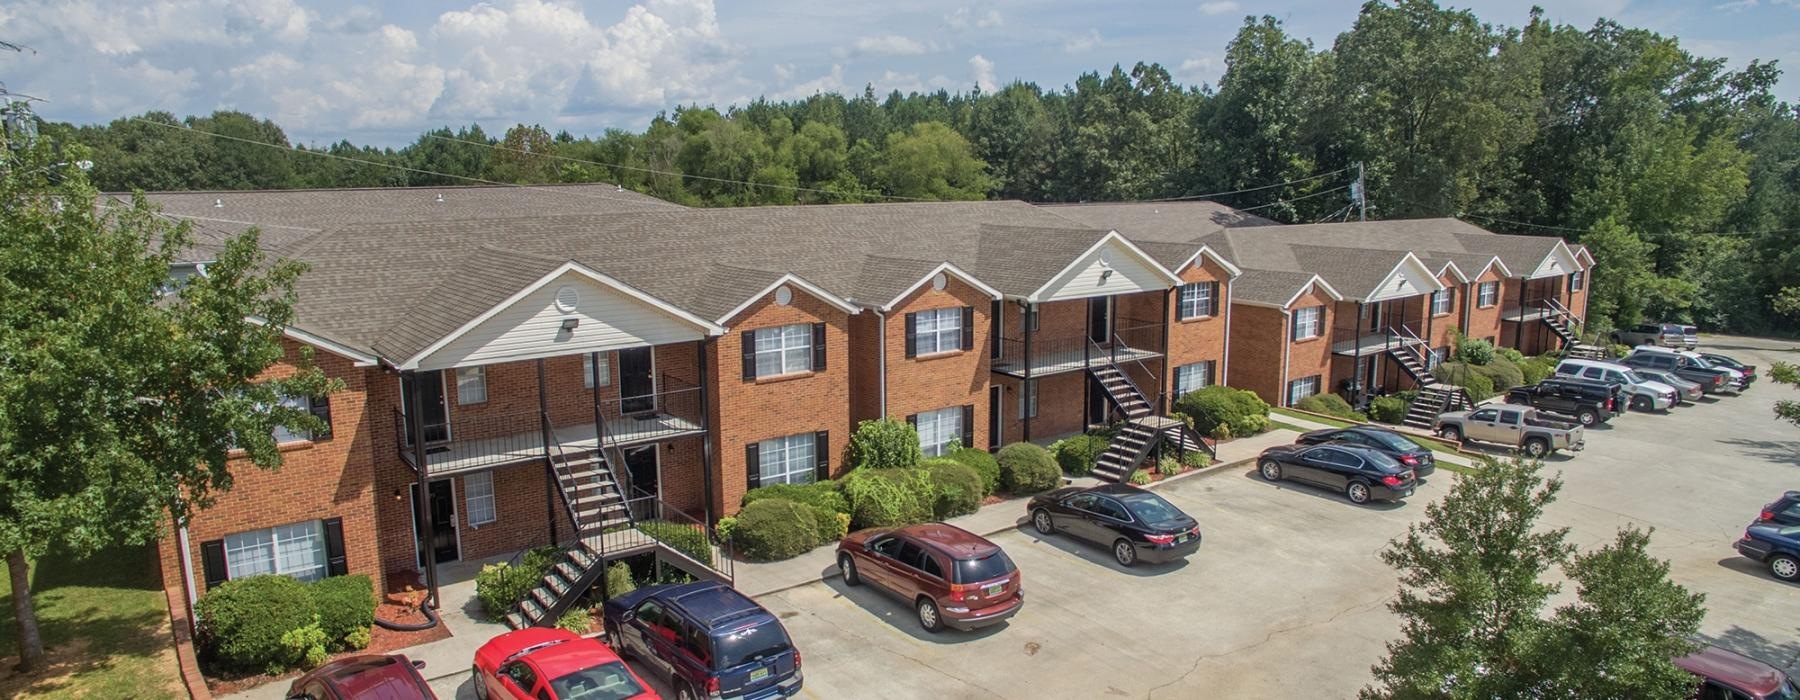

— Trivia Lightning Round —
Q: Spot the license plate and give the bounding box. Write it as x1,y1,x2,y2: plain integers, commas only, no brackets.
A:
1175,534,1189,544
749,667,770,682
984,583,1003,596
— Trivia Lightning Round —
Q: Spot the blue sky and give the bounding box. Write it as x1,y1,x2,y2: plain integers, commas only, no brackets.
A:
4,0,1796,147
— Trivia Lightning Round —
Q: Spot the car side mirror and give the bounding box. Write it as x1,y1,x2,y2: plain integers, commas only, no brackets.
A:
621,610,637,623
411,659,426,671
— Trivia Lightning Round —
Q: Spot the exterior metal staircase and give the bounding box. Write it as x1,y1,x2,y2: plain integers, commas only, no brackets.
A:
1089,363,1153,419
1091,417,1212,483
1385,326,1438,388
1402,385,1474,430
1541,299,1579,350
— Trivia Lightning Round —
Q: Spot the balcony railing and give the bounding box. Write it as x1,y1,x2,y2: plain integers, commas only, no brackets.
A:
1331,327,1428,356
396,375,707,476
555,486,735,585
993,320,1165,377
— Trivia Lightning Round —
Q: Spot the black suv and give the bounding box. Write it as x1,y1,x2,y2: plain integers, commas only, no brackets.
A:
1504,377,1621,427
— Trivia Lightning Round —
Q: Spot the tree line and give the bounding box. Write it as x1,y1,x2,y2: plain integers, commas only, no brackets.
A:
47,1,1800,337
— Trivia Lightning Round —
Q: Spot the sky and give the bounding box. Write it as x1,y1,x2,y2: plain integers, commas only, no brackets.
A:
3,0,1797,147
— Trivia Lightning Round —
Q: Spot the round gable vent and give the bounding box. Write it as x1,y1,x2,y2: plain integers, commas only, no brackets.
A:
932,272,948,291
1098,249,1113,267
554,286,580,313
775,285,793,306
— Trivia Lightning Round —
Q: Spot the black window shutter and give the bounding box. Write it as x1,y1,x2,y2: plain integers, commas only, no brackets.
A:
811,322,826,371
745,443,762,489
906,413,918,430
1178,284,1194,319
960,405,974,448
1208,282,1220,316
323,517,348,577
813,431,830,481
741,329,758,380
1290,314,1300,342
960,306,974,351
309,394,333,439
1207,361,1217,386
200,539,228,590
989,300,1002,359
904,313,918,359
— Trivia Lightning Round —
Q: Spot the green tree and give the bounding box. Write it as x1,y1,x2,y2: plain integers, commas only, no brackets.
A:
1190,16,1325,219
1772,362,1800,429
877,122,991,200
490,124,557,183
0,134,337,670
1532,527,1705,699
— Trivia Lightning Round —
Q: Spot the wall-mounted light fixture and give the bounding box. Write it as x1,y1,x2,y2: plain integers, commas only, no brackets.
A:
561,318,580,332
1100,269,1114,282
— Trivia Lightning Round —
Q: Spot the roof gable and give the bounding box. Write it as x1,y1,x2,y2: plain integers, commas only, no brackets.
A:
1365,253,1446,302
878,262,1003,311
1529,240,1583,279
1030,231,1182,302
713,271,860,325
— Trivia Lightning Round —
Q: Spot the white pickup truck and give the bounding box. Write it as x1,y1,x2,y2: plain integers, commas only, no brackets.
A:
1434,406,1586,458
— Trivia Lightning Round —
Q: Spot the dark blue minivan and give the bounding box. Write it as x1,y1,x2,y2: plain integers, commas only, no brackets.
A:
602,581,801,700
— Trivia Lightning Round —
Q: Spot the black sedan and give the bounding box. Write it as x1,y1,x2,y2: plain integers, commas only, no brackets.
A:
1256,443,1417,505
1027,483,1201,567
1295,425,1437,478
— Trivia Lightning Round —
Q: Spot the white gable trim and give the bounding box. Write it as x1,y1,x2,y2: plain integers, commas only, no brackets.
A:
1171,245,1244,278
1284,276,1344,308
879,262,1004,311
1363,252,1446,302
1572,245,1596,268
248,316,380,367
715,273,861,325
1433,260,1470,284
1027,230,1183,303
1466,255,1513,280
1526,240,1583,280
397,261,724,370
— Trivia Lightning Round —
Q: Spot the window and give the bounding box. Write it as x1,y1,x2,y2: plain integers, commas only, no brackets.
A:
913,307,963,356
915,407,963,457
1569,270,1584,292
758,433,817,486
223,520,327,582
1287,375,1321,405
465,471,496,526
755,323,813,377
1178,282,1217,319
1477,281,1499,308
1175,361,1213,396
272,394,314,444
1019,379,1038,419
583,353,611,388
455,366,487,404
1091,498,1130,521
1292,307,1323,341
1430,288,1453,316
1428,346,1448,369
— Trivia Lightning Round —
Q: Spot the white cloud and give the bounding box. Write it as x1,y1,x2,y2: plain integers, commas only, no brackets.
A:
946,7,1003,30
969,54,996,92
770,64,844,100
842,35,932,57
1064,29,1102,53
1176,56,1220,85
1198,1,1241,16
1715,0,1757,8
772,63,794,82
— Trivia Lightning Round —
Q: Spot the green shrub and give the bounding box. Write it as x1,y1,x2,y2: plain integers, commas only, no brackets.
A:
1520,357,1556,385
1496,347,1525,364
1369,395,1409,425
1472,356,1525,391
1128,470,1152,485
1051,434,1110,476
1433,362,1497,401
279,617,330,673
995,442,1061,494
840,468,935,528
307,575,375,652
555,608,592,634
475,547,561,620
733,498,826,561
848,417,922,471
344,627,371,651
1209,423,1232,440
921,458,983,519
822,511,851,541
1295,393,1360,420
948,447,1000,497
638,521,714,565
1455,336,1497,365
1609,343,1632,359
1157,455,1180,476
1175,386,1270,438
742,481,848,515
194,574,318,674
606,562,636,598
1181,450,1211,469
714,516,738,545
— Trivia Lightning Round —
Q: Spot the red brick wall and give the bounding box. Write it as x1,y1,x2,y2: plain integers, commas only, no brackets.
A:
1425,272,1463,351
1006,370,1085,441
1164,259,1229,403
1465,268,1505,346
848,311,884,426
1285,286,1337,407
885,277,991,452
1226,303,1287,406
708,288,852,517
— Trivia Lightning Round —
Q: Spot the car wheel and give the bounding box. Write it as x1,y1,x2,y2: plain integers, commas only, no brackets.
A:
677,682,699,700
916,597,944,633
1439,426,1462,442
1770,554,1800,582
1032,508,1055,536
1523,437,1550,458
1576,409,1598,427
608,628,627,658
1345,480,1372,505
839,553,861,586
1631,395,1651,412
471,666,488,700
1113,539,1137,567
1258,460,1282,482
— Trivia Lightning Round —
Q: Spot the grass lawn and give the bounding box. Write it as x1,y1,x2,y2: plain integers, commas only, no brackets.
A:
1270,407,1476,468
0,544,183,699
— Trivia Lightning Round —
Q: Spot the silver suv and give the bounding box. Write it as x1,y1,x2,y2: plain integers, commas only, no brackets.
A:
1610,323,1688,348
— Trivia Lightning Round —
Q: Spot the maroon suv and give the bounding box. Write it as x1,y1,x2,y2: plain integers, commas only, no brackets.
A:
1677,645,1799,699
836,523,1023,633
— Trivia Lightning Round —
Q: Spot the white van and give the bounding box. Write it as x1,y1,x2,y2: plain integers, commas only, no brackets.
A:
1553,358,1680,411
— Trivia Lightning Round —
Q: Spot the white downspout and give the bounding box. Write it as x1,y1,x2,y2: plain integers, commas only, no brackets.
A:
1280,308,1293,408
1222,277,1235,386
876,308,888,418
177,523,198,629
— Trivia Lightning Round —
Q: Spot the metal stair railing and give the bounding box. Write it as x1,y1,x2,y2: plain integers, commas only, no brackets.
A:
1387,325,1436,383
1089,334,1165,419
608,486,735,583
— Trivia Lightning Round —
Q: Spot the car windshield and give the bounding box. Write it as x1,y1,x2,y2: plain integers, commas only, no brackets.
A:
1770,676,1800,700
1362,430,1417,452
1122,494,1186,525
549,660,646,700
953,551,1015,584
714,621,793,670
1686,355,1715,369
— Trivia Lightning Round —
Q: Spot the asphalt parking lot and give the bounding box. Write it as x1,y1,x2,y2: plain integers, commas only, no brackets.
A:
433,335,1800,699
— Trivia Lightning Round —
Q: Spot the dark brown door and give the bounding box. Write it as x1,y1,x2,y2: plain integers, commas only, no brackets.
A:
619,347,655,414
1088,297,1111,344
400,371,449,444
413,480,457,566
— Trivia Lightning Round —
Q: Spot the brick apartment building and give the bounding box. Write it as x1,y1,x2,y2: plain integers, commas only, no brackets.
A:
135,186,1586,628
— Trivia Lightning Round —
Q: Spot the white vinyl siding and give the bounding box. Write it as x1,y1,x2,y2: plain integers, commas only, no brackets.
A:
1292,307,1323,340
1287,376,1322,406
465,471,496,526
913,307,962,356
758,433,817,486
1178,282,1216,319
755,323,813,377
418,269,707,371
1176,361,1214,396
916,407,963,458
224,520,327,582
583,353,611,388
455,366,487,404
1430,289,1453,316
1478,281,1499,307
1036,239,1171,301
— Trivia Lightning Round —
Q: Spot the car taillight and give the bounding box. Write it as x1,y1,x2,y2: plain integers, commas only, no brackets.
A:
795,649,802,670
706,675,721,696
1744,530,1754,541
947,583,968,602
1381,474,1404,487
1762,510,1775,521
1145,533,1176,546
1398,454,1419,466
1714,376,1724,386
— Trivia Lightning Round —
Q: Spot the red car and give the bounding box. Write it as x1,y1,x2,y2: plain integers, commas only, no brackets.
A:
836,522,1023,633
286,654,435,700
1677,645,1799,699
473,627,659,700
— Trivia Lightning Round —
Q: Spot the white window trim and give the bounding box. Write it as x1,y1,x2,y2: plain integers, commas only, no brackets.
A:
223,520,327,582
756,323,814,377
914,307,963,356
1288,375,1321,405
1176,361,1213,396
272,394,313,444
917,407,963,458
455,366,487,405
1478,281,1499,308
1569,271,1585,292
583,353,611,388
1293,307,1323,340
1179,282,1214,320
465,471,496,527
1019,379,1039,419
1431,289,1453,316
758,433,817,486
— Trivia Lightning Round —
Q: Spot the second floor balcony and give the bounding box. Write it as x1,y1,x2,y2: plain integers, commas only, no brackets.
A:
992,320,1165,377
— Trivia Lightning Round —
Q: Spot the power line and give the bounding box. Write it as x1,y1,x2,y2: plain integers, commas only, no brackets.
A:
1463,213,1800,239
1234,184,1352,213
425,133,932,203
127,118,688,210
1141,167,1353,203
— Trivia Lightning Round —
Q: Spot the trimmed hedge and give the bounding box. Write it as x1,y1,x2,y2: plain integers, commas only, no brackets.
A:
996,442,1061,494
1369,395,1409,425
1520,356,1557,385
1051,433,1109,476
475,547,561,620
1473,356,1525,391
1496,346,1526,364
1295,394,1362,420
638,521,714,565
1455,336,1497,365
733,499,827,561
841,468,935,528
195,574,318,674
921,458,983,518
743,481,848,515
949,447,1000,497
1433,362,1497,401
307,574,375,651
1175,385,1270,438
848,417,923,470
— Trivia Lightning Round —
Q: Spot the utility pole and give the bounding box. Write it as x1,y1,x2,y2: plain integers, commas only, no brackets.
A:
1356,161,1367,222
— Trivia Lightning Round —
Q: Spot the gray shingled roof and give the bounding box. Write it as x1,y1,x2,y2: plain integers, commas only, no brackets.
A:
1233,270,1332,306
1038,201,1280,242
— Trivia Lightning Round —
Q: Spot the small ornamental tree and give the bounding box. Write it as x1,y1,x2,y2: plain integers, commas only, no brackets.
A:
1773,362,1799,428
0,133,337,671
847,417,923,471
